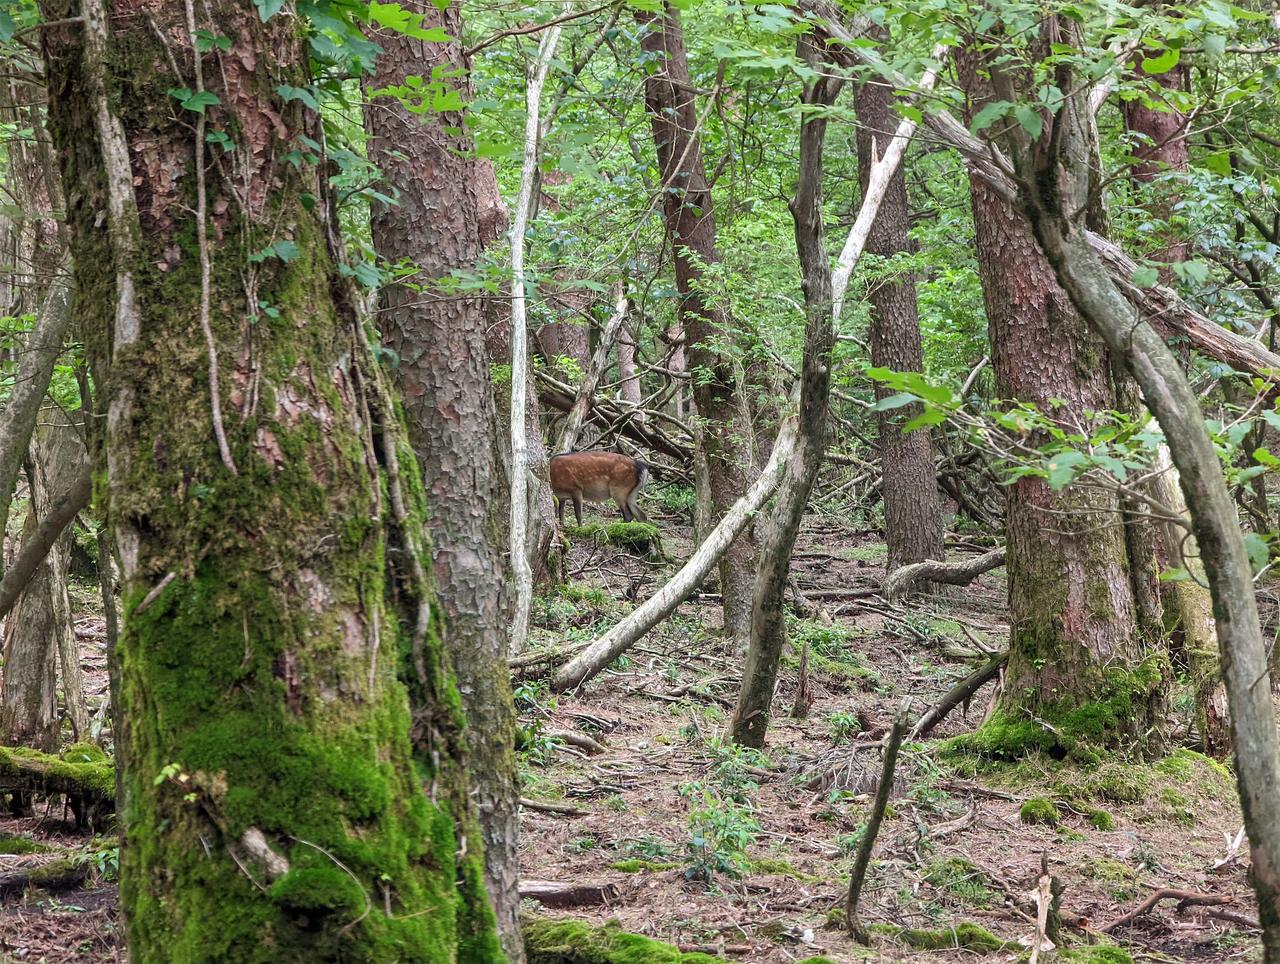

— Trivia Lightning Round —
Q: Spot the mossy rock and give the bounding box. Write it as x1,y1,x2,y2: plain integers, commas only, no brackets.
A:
873,922,1008,953
1086,808,1115,831
922,856,996,907
566,521,662,553
523,917,719,963
1019,798,1061,826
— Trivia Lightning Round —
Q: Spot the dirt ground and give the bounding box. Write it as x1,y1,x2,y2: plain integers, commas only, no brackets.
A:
0,507,1267,963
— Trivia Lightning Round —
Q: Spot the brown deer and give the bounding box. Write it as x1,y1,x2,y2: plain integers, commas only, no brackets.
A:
549,452,649,526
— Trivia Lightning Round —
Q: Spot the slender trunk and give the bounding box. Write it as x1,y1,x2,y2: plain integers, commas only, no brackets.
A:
958,49,1165,756
365,5,522,956
509,27,562,652
991,28,1280,950
42,1,500,957
730,52,841,748
558,284,628,452
638,3,758,649
854,76,946,575
617,315,644,423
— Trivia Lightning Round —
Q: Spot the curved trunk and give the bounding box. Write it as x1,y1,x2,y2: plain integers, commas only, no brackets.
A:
365,5,521,956
41,1,500,958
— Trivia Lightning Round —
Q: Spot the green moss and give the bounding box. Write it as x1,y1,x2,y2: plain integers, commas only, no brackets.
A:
27,859,80,888
566,521,660,551
523,918,719,963
1055,946,1134,963
922,857,996,907
1053,763,1150,805
1087,808,1115,831
0,745,115,800
0,834,50,855
269,866,365,917
875,922,1007,953
1019,798,1061,826
610,859,679,873
61,743,109,764
749,857,821,883
795,958,839,964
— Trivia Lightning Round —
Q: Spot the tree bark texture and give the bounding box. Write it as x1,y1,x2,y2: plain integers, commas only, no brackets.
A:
41,1,501,959
637,3,758,649
730,58,841,749
365,5,522,957
959,51,1165,756
853,77,946,576
990,24,1280,950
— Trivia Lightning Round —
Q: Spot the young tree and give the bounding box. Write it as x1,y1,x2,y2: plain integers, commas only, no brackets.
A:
853,76,946,575
365,5,522,956
957,48,1166,756
40,1,500,957
636,3,759,648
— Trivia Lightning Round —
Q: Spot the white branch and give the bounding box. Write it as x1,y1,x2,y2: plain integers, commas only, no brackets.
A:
831,43,949,322
509,25,563,655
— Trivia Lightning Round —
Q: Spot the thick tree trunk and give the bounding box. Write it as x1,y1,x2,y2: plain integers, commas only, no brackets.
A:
959,52,1165,757
365,5,521,957
990,29,1280,950
42,1,500,958
638,3,758,649
854,77,946,575
730,56,841,748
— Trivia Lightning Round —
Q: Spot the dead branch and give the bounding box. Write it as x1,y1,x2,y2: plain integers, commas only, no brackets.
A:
1100,888,1233,934
883,547,1006,600
910,651,1009,740
0,465,91,621
519,797,586,817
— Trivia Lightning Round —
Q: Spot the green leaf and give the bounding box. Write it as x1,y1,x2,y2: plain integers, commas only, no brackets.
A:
1131,266,1160,288
248,239,300,264
0,11,16,42
1203,33,1226,61
195,30,232,52
369,2,451,40
205,129,234,152
277,84,319,112
871,392,918,412
1158,567,1189,583
1140,47,1180,76
254,0,287,21
1044,451,1086,490
1013,104,1043,140
1172,260,1210,286
167,88,221,114
1244,532,1270,574
970,100,1011,134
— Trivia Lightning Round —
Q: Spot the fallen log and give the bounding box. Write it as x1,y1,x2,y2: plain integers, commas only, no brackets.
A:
519,878,619,908
519,797,586,817
0,859,86,896
883,547,1006,600
0,745,114,829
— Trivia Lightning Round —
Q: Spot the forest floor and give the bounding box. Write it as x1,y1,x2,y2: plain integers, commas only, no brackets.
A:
0,508,1267,963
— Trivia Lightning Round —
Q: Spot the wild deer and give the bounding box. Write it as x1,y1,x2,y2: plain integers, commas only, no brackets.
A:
549,451,649,526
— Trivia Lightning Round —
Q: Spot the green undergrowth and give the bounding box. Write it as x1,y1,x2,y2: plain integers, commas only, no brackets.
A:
1054,946,1134,963
749,857,821,883
610,859,679,872
565,520,661,551
783,619,882,690
0,833,50,854
922,857,997,907
941,747,1233,826
871,921,1008,953
523,917,719,963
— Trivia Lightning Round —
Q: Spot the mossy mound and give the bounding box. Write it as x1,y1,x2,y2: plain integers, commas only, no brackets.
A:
60,743,109,765
922,857,997,906
0,745,115,814
749,857,821,883
1055,946,1134,963
566,521,661,553
939,659,1164,764
872,922,1008,953
0,833,50,855
1019,798,1061,826
523,917,719,963
610,859,679,873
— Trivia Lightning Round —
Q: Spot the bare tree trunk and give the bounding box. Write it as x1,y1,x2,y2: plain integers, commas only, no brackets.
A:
559,284,628,452
958,49,1164,756
617,314,644,424
730,52,841,748
990,25,1280,950
365,5,522,955
638,3,758,649
854,75,946,575
509,26,562,653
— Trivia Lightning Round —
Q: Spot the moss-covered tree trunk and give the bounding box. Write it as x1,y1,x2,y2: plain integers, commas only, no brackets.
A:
40,1,500,959
365,4,522,959
957,50,1167,759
